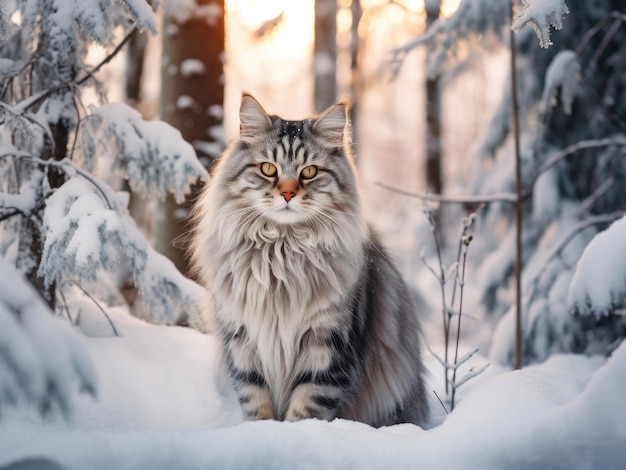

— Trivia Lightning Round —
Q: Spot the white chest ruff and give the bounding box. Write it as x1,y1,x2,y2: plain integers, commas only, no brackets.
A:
210,229,362,407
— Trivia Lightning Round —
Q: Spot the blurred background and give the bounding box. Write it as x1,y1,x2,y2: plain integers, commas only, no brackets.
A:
90,0,510,285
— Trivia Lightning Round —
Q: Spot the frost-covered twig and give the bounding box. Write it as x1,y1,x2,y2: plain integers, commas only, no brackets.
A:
10,153,114,209
511,0,570,49
450,235,472,410
423,202,452,395
453,364,490,390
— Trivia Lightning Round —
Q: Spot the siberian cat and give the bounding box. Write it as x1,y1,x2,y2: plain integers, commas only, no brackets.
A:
190,94,429,427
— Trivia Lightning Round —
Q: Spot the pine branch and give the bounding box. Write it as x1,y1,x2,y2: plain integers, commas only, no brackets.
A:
524,210,625,309
16,26,139,114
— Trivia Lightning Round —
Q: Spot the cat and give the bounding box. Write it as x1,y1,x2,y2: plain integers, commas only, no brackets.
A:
190,94,429,427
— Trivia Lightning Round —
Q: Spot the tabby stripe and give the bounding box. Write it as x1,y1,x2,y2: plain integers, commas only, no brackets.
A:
294,143,304,161
293,369,351,388
230,367,266,387
319,168,344,189
272,146,278,162
229,163,257,182
312,395,340,410
238,394,252,405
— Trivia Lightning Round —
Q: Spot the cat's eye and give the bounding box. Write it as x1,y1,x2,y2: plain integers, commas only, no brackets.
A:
300,165,317,179
260,162,277,177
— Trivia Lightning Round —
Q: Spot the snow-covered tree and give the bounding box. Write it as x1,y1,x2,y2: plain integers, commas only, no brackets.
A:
0,0,208,414
393,0,626,366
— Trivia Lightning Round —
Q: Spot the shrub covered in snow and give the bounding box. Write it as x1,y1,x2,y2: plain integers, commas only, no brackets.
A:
0,0,208,415
395,0,626,365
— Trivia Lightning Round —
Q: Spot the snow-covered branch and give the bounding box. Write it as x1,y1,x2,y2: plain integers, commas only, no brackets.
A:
0,258,97,417
568,214,626,318
81,103,209,203
512,0,570,49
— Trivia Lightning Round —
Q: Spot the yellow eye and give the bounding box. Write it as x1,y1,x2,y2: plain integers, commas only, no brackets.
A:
260,162,277,177
301,165,317,179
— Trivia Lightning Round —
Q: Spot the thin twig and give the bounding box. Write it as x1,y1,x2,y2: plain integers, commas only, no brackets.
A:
450,236,471,410
56,286,73,324
73,282,119,337
576,11,626,55
433,390,449,415
76,26,138,87
509,0,523,371
377,137,626,206
9,154,114,209
376,182,517,204
424,202,451,395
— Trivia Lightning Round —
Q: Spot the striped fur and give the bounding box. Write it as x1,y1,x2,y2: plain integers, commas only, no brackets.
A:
190,95,429,427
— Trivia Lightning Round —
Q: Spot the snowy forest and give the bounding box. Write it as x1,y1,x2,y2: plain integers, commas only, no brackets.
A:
1,0,625,468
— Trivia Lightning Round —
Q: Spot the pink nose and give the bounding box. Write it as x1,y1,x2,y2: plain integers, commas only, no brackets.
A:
282,192,296,202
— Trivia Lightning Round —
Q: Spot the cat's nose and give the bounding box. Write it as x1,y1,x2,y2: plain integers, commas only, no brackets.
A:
278,179,299,202
281,191,296,202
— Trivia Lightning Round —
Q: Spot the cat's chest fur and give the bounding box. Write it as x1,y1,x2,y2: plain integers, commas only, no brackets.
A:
209,224,364,387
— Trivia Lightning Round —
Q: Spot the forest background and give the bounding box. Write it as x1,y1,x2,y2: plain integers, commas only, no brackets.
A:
1,0,625,468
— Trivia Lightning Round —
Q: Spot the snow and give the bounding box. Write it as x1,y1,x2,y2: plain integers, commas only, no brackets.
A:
512,0,570,48
162,0,223,25
0,258,97,418
83,102,209,203
568,214,626,318
180,59,206,76
1,306,624,469
540,50,579,114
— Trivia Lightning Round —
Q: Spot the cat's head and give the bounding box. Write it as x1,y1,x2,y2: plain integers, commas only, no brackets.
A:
215,94,361,227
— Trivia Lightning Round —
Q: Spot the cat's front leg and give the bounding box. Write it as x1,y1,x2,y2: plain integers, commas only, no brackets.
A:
285,328,356,421
224,326,276,420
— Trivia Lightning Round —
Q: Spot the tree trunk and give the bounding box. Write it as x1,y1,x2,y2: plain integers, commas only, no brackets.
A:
349,0,362,156
314,0,338,112
157,0,225,277
425,1,442,196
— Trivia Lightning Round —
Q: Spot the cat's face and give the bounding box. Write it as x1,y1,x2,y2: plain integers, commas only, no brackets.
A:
217,95,360,226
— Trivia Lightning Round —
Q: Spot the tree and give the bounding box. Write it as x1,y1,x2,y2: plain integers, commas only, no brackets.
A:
424,0,442,196
156,0,226,276
0,0,207,414
314,0,338,111
390,0,626,366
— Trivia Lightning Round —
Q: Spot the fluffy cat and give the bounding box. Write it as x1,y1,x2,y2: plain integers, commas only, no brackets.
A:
190,94,429,427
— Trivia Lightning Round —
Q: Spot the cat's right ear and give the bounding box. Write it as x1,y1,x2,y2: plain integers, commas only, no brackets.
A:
240,94,272,137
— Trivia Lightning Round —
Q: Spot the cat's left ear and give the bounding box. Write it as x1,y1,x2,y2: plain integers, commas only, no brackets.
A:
240,93,272,137
313,103,348,147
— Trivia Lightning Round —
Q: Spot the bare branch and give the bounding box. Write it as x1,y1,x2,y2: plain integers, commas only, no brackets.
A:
377,137,626,206
377,181,517,204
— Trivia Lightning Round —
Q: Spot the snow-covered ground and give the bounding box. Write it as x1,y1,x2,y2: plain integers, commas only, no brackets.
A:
1,307,625,469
